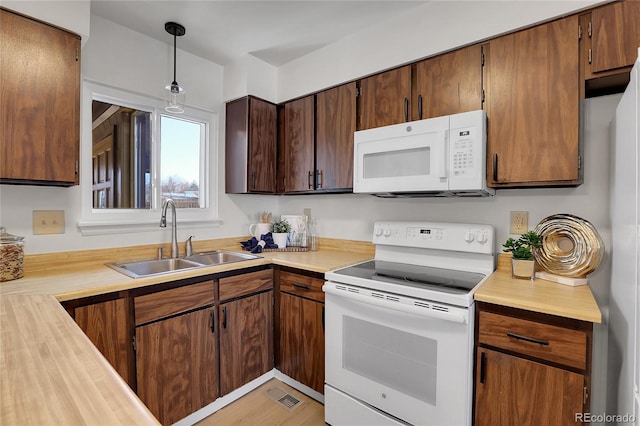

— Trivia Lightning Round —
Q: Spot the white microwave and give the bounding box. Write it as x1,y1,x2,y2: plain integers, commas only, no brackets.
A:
353,110,494,197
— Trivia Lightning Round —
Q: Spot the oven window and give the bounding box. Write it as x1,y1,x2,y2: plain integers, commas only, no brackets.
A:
343,316,437,404
363,147,430,178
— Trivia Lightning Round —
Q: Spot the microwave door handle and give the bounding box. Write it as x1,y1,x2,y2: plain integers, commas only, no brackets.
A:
439,129,449,179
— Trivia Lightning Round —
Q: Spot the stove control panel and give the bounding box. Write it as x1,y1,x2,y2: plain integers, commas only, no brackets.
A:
373,221,494,254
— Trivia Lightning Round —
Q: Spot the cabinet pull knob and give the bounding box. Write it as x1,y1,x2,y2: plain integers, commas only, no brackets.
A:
403,98,409,122
252,172,257,190
293,283,310,291
223,306,227,329
210,310,215,334
418,95,423,120
506,332,549,346
308,171,313,189
316,170,323,188
480,351,487,384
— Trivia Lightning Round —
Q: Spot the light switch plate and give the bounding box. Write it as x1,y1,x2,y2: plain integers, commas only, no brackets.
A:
33,210,65,235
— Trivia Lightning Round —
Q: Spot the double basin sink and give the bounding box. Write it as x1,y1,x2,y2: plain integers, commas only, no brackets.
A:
107,250,261,279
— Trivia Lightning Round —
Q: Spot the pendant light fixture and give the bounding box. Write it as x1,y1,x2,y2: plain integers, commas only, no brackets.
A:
164,21,186,113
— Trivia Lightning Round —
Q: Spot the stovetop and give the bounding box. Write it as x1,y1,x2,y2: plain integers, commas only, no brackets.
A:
325,221,496,307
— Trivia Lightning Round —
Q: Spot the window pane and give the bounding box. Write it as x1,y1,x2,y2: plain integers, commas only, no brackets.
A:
160,115,203,209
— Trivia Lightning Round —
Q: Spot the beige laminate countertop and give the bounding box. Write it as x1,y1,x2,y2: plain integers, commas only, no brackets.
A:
0,238,374,425
474,269,602,324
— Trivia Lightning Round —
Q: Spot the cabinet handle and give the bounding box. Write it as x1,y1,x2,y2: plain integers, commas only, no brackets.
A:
210,310,215,334
492,153,498,182
480,351,487,384
252,172,257,190
403,98,409,122
223,306,227,329
316,170,323,188
293,282,310,291
418,95,423,120
308,171,313,189
506,332,549,346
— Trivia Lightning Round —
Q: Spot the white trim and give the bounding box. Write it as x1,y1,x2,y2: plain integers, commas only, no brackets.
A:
79,79,220,234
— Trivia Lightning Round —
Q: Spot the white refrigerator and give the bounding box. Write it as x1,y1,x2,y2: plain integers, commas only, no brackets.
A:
609,49,640,424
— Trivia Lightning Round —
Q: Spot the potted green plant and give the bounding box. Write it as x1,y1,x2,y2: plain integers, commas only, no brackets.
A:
502,230,543,280
271,219,291,249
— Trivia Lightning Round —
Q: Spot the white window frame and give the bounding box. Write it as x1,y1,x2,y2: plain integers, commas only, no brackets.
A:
78,79,221,235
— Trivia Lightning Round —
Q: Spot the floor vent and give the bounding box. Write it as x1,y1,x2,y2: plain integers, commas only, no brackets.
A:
265,386,303,411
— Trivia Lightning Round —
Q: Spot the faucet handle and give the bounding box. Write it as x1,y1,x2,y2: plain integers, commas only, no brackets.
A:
185,236,194,256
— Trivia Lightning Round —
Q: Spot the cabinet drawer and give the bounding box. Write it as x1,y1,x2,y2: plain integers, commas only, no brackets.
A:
219,269,273,302
478,311,587,370
134,281,214,325
280,271,325,302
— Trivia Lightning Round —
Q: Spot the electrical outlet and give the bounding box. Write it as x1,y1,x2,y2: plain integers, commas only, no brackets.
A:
510,211,528,235
33,210,65,235
303,208,312,219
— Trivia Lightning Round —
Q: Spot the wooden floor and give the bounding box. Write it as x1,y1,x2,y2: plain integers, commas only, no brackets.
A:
197,379,325,426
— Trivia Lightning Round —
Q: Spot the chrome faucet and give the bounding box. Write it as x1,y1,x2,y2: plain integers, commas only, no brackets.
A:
160,199,179,259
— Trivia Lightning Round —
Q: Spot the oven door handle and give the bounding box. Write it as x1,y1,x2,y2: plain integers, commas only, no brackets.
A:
323,285,468,324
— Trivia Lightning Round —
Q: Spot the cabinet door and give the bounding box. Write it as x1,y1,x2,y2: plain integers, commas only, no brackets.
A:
316,82,356,190
589,0,640,76
248,98,277,192
282,95,315,192
475,348,585,426
0,9,80,186
136,307,217,426
225,96,277,194
357,65,411,130
484,15,580,187
414,44,483,120
75,298,134,388
279,292,325,393
219,291,273,395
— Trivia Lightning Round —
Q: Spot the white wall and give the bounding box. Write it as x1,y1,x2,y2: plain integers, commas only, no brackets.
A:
277,0,604,101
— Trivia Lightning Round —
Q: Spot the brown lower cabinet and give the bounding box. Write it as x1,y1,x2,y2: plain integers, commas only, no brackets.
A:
218,268,274,395
276,268,325,394
136,306,218,425
474,302,592,426
71,296,135,388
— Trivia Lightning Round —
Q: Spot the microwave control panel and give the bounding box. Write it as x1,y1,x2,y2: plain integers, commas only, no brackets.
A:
450,127,477,177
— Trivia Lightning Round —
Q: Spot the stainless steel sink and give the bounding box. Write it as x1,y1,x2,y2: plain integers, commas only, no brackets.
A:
107,258,203,279
106,250,261,278
185,250,261,266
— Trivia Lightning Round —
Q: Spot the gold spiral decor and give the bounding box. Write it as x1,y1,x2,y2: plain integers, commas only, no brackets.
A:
533,214,604,278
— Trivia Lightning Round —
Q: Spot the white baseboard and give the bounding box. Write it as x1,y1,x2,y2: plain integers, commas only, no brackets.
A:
173,369,324,426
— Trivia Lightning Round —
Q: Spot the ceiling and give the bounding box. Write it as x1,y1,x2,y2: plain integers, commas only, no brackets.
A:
90,1,428,67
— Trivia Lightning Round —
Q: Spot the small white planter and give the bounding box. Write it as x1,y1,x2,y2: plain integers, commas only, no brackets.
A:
272,233,288,249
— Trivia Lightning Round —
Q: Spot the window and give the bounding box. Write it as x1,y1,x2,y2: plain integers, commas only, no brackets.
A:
79,81,219,235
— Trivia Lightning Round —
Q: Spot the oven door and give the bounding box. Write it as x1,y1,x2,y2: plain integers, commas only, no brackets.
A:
353,116,449,194
324,282,473,426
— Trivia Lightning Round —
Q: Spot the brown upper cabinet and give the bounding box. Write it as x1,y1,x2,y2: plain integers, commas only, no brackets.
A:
580,0,640,96
484,15,582,188
225,96,277,193
315,82,357,191
279,95,316,193
357,65,411,130
412,44,484,120
0,9,80,186
356,46,483,131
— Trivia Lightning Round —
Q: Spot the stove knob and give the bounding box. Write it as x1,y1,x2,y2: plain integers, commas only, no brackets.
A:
476,231,488,244
375,226,383,237
464,230,474,243
383,227,392,237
